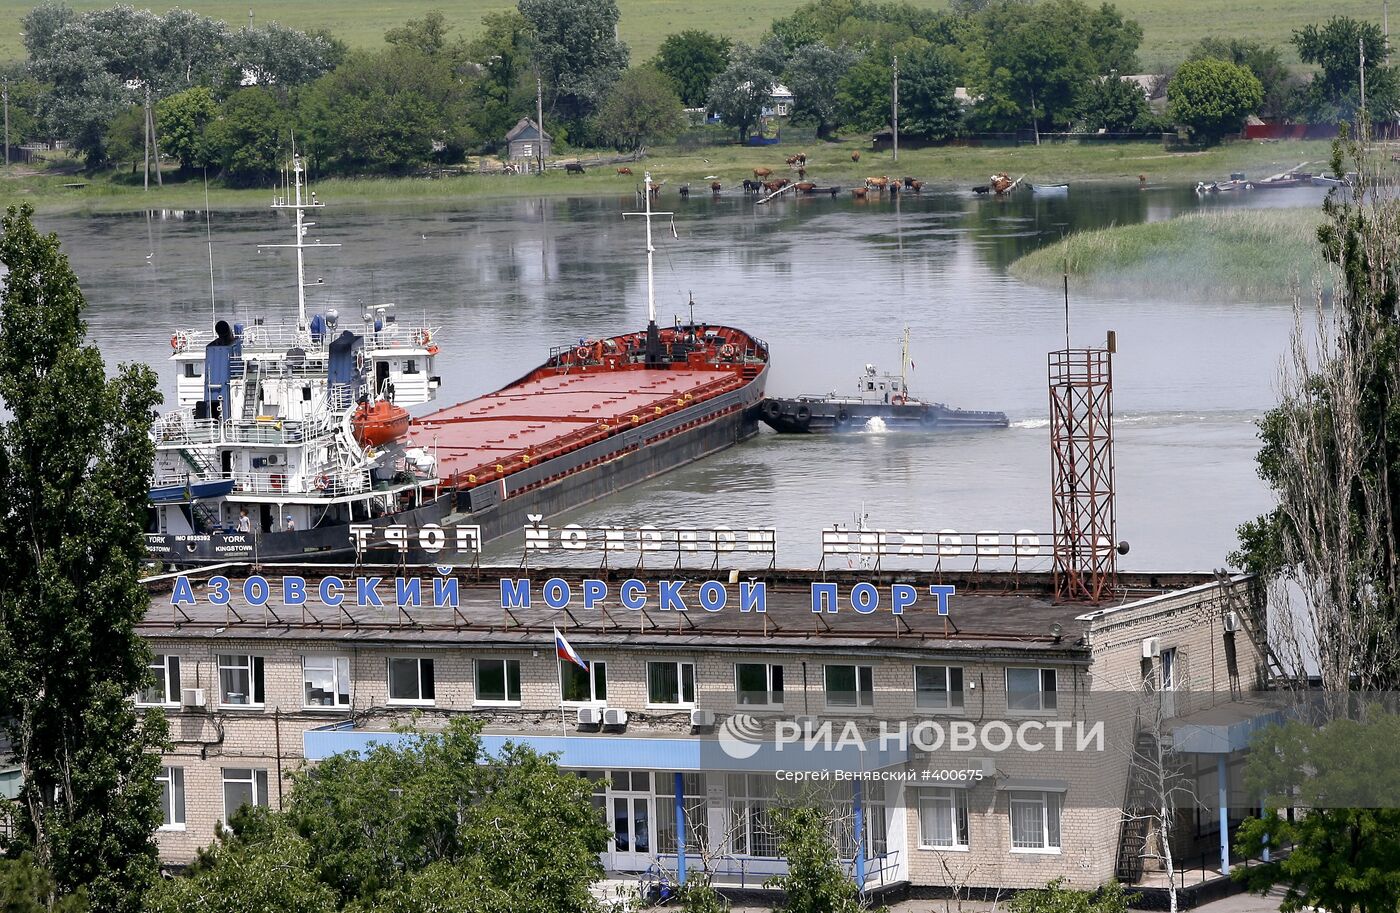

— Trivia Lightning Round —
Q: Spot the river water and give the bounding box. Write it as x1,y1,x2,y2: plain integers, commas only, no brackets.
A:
34,182,1330,571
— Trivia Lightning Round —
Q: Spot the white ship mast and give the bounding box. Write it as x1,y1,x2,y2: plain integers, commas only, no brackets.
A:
260,154,339,330
623,171,673,325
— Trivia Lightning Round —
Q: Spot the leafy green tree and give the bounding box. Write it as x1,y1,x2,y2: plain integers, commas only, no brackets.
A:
464,10,535,147
224,22,345,91
151,8,230,92
653,30,733,108
1294,17,1400,123
1166,58,1262,145
1234,712,1400,913
1189,38,1297,120
900,43,963,140
155,86,218,171
519,0,629,130
301,47,472,175
145,820,337,913
595,66,684,152
385,10,452,57
677,879,730,913
707,45,776,143
0,854,87,913
1008,879,1135,913
783,43,857,138
0,69,44,148
0,204,167,913
837,46,893,132
766,806,862,913
101,104,147,171
206,87,289,186
1075,74,1150,132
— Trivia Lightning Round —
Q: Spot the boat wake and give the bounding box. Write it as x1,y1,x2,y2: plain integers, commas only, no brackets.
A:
860,416,889,434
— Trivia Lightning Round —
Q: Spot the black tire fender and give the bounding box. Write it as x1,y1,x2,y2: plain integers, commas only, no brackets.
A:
763,400,782,419
795,405,811,422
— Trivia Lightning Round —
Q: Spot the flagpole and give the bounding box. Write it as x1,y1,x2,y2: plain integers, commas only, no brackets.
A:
553,629,566,737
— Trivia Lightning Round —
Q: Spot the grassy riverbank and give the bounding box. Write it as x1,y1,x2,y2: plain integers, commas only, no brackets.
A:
2,139,1339,214
1010,207,1327,301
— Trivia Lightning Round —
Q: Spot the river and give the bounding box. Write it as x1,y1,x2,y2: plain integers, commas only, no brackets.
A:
33,182,1330,571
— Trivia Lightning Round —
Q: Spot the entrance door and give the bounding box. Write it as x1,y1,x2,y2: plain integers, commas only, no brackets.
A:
609,771,653,870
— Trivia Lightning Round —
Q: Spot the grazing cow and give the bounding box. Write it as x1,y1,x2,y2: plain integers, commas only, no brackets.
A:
565,162,586,174
617,166,633,175
678,185,690,198
851,150,861,162
910,180,924,193
753,167,773,179
852,186,868,198
785,155,798,166
902,176,915,189
795,181,816,192
795,152,807,166
711,181,722,193
763,179,790,192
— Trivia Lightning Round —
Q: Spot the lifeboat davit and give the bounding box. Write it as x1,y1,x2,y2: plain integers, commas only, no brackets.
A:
352,400,411,446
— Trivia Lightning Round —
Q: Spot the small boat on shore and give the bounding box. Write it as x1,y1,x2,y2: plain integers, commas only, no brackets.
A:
1030,182,1069,195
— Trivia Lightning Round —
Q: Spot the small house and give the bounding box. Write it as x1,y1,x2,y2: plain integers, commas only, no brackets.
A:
505,117,551,161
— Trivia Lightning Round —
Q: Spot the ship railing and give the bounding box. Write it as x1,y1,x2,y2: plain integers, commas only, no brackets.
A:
153,413,342,448
365,324,442,353
229,359,332,380
225,467,373,496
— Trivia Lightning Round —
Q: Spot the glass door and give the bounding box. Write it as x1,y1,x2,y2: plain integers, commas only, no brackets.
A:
608,771,654,871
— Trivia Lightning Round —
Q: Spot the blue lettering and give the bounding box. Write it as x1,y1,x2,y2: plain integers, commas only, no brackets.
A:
170,575,195,606
891,584,917,616
395,577,422,609
320,576,344,608
583,579,607,610
434,577,459,609
500,578,531,609
850,582,878,614
282,576,307,606
658,580,686,612
243,575,269,607
208,576,230,606
357,577,384,608
543,577,571,610
928,584,956,616
698,581,727,612
620,579,646,610
811,583,838,613
740,581,767,613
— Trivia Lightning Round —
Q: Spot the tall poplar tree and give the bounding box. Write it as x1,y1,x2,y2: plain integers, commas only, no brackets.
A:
0,204,167,913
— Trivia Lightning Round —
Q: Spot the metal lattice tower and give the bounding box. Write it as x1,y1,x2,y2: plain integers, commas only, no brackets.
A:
1049,345,1117,603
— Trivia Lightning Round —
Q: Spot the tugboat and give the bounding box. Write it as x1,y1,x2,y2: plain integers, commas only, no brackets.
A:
759,331,1007,433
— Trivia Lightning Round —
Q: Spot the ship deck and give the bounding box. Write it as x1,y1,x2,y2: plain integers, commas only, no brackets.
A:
414,367,743,485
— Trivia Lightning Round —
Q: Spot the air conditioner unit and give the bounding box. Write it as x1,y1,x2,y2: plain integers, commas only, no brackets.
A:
602,707,628,727
265,454,279,465
1223,611,1241,633
690,709,716,729
1141,637,1162,659
181,688,206,708
576,706,601,727
976,757,997,777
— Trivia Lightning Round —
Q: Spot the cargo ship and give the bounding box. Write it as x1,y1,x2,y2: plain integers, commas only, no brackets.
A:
759,331,1007,433
145,166,768,565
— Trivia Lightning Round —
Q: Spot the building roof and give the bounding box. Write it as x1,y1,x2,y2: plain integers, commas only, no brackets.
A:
140,567,1213,660
505,117,551,143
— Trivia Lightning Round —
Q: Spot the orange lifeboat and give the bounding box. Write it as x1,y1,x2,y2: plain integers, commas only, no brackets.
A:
352,400,411,446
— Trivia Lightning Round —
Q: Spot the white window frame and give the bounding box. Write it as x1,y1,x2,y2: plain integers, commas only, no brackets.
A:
917,787,969,850
474,658,522,706
218,654,265,708
823,664,875,709
647,660,696,708
559,659,607,705
1160,647,1177,691
387,657,435,705
221,767,270,822
1005,667,1058,713
139,654,182,707
1009,790,1061,853
914,665,965,711
302,655,351,709
157,766,186,831
734,662,784,708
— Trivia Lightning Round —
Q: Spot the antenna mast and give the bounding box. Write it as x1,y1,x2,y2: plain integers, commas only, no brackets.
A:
623,172,674,323
899,327,910,396
262,153,339,330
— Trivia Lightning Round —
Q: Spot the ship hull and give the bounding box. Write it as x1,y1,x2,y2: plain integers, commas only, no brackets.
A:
759,397,1007,434
146,363,766,565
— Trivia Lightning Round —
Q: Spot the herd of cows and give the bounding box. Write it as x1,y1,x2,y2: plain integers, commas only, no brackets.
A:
591,152,927,200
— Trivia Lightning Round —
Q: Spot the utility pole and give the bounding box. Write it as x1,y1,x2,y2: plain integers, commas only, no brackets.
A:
3,76,9,168
150,87,162,186
1361,36,1367,118
536,74,545,176
891,55,899,164
143,85,150,190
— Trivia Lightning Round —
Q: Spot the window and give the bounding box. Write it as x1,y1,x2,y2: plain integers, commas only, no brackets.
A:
404,358,420,375
727,773,782,857
222,768,270,821
475,658,522,704
157,767,186,830
735,662,784,707
824,664,875,708
1009,791,1061,852
1160,648,1177,690
140,654,181,706
838,782,888,859
521,143,533,156
560,660,607,703
918,788,969,849
1006,668,1057,712
388,658,435,704
218,654,265,707
303,656,351,708
914,665,964,710
183,362,202,378
647,661,696,707
656,772,709,854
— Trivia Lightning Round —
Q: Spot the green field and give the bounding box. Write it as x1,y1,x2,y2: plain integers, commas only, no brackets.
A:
1010,206,1328,301
0,0,1385,67
2,138,1341,214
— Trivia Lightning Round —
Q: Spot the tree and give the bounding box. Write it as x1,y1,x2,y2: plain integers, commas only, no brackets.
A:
224,22,345,91
519,0,629,131
766,806,862,913
101,104,147,171
595,66,684,152
205,87,289,186
154,87,218,172
1294,17,1400,123
707,45,776,142
1189,38,1297,121
899,43,963,141
1166,58,1261,145
783,43,857,139
0,204,167,913
837,47,892,132
1075,75,1150,132
385,10,452,57
464,10,535,147
0,854,87,913
653,30,732,108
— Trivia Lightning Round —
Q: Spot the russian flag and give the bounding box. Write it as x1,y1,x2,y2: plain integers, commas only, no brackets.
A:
554,627,588,670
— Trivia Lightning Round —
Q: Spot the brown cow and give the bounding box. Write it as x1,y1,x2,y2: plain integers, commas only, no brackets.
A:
795,152,807,165
710,181,722,193
797,167,807,180
785,155,798,166
763,179,790,192
795,181,816,193
851,186,868,198
753,167,773,179
866,175,889,189
909,180,924,193
851,150,861,162
617,166,633,175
